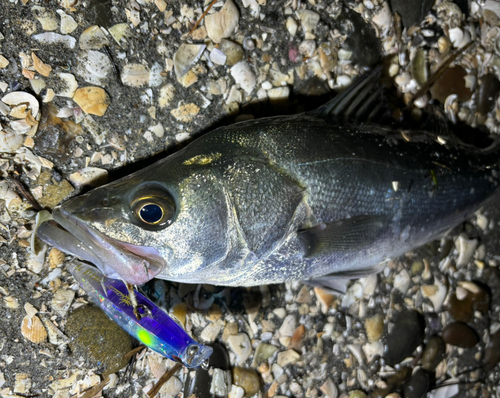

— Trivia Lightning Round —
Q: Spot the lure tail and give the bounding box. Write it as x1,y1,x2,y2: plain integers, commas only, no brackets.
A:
68,261,213,368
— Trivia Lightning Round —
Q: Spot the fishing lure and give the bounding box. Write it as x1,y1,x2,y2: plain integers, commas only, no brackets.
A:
68,261,213,368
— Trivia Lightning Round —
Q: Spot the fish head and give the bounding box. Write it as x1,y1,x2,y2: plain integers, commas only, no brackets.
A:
38,154,234,285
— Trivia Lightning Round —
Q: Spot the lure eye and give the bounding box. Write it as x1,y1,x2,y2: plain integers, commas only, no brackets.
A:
139,203,163,224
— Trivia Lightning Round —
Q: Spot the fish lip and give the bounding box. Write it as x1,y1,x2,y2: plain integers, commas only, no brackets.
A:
49,206,165,285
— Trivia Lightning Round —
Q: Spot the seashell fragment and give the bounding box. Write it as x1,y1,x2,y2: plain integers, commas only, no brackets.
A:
48,248,65,269
205,0,239,43
32,32,76,49
32,6,58,31
79,26,110,50
24,303,38,319
109,23,130,44
286,17,298,37
171,103,200,123
210,48,227,65
2,91,39,118
30,78,46,94
158,84,176,108
21,315,47,344
297,10,320,35
32,52,52,77
14,373,31,394
0,130,24,153
0,55,8,69
121,63,149,87
0,181,21,209
173,44,206,78
73,87,110,116
42,88,55,103
230,61,256,94
76,50,114,86
51,288,75,317
55,73,78,98
69,167,108,188
56,10,78,34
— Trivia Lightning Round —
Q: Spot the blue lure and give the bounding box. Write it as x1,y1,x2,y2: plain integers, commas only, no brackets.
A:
67,261,213,368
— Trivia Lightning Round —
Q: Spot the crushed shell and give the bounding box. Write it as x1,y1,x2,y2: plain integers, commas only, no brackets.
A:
21,315,47,344
24,303,38,318
205,0,240,43
173,44,206,78
31,52,52,77
1,91,40,118
48,247,65,268
73,87,110,116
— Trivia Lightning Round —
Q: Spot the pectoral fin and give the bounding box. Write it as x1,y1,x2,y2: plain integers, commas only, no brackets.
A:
298,215,386,258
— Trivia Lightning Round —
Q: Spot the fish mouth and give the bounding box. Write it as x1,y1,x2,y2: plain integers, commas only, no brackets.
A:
38,206,166,285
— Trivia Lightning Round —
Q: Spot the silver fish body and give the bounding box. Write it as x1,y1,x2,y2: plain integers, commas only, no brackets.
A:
39,79,500,289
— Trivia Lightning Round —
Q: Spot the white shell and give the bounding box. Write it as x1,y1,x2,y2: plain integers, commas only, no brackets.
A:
210,48,227,66
56,10,78,34
121,63,150,87
205,0,239,43
0,130,24,153
173,44,206,78
230,61,256,94
0,181,21,208
69,167,108,188
32,32,76,49
1,91,39,118
55,72,78,98
286,17,298,37
297,10,320,34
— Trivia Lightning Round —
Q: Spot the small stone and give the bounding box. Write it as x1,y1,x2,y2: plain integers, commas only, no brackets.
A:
364,314,384,342
171,103,200,123
286,17,298,37
455,234,478,267
320,378,338,398
411,48,428,86
421,336,446,371
442,322,479,348
201,319,225,342
66,306,132,375
476,74,500,118
296,285,312,303
288,324,306,351
253,343,278,366
219,39,244,66
484,331,500,372
278,314,296,337
430,67,472,103
384,309,425,366
158,376,182,396
403,368,430,398
232,367,261,397
230,61,256,95
448,283,490,322
277,349,300,367
210,368,231,396
348,390,366,398
227,333,252,364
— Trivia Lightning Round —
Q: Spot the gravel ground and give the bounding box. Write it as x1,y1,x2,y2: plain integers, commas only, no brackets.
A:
1,0,500,397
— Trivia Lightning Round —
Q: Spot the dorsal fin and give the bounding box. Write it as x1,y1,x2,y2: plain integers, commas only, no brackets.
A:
315,66,390,123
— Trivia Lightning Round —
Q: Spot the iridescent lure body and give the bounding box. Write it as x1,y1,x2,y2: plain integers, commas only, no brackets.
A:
68,261,212,368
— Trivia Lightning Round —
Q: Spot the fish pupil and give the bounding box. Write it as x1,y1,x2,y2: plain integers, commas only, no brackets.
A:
140,204,163,224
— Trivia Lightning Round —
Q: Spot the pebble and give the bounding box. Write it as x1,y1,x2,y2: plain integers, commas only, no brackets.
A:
314,287,334,313
228,333,252,364
384,309,425,366
483,331,500,372
253,342,278,366
185,343,229,398
288,324,306,351
476,74,500,117
421,336,446,371
403,369,430,398
364,314,384,342
349,390,367,398
320,378,338,398
230,61,256,94
218,39,244,66
411,48,428,86
65,306,131,375
277,349,300,367
430,67,472,103
232,367,261,396
448,282,490,322
200,319,225,342
394,269,410,295
442,322,479,348
170,103,200,123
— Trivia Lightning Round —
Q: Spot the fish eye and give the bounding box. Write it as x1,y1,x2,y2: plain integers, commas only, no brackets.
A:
131,191,175,230
138,203,163,224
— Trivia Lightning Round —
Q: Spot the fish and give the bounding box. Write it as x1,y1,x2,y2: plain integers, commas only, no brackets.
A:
38,68,500,292
68,260,213,368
